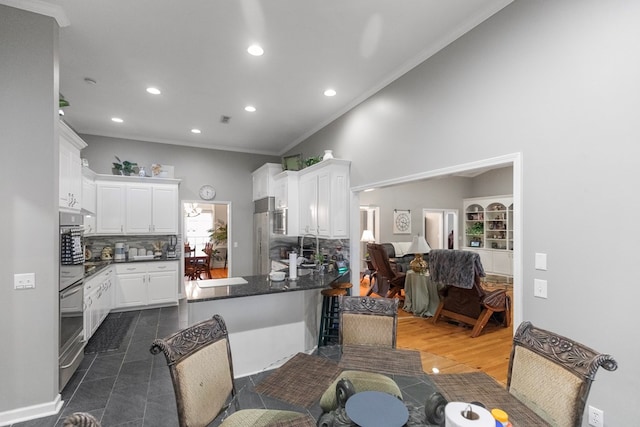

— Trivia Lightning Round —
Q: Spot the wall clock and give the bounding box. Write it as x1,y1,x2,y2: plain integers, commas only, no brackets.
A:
393,210,411,234
199,185,216,200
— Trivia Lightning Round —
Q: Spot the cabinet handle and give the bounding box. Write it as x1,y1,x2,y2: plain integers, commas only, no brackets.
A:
157,266,166,269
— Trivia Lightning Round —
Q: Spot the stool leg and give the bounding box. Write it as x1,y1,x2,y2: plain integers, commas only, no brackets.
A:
318,296,328,347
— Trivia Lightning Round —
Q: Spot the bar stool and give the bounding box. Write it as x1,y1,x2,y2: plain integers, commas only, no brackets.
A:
331,282,353,295
318,288,347,347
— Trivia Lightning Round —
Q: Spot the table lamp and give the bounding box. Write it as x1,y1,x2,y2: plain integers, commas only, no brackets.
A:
360,229,375,243
407,235,431,274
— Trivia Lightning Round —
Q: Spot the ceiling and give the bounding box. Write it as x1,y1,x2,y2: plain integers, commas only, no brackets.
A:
39,0,512,155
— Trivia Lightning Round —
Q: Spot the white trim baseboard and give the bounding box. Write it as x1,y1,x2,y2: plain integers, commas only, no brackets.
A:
0,394,62,427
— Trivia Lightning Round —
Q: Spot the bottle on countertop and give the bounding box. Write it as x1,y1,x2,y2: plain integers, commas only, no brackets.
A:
491,408,512,427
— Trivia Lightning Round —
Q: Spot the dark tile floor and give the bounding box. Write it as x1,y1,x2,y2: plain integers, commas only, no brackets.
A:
13,301,439,426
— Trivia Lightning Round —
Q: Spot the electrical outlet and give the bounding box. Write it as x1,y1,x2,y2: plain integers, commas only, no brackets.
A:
14,273,36,290
588,405,604,427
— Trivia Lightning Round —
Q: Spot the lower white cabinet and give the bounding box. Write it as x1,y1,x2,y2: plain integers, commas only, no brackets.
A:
115,261,178,309
84,266,114,341
469,249,513,277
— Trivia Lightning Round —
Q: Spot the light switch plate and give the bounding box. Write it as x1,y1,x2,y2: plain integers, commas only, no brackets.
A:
535,253,547,270
14,273,35,290
534,279,547,298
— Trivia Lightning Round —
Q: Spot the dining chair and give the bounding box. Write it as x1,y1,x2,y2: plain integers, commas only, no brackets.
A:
318,296,402,416
150,315,315,427
366,243,406,299
339,295,399,348
507,321,618,427
62,412,101,427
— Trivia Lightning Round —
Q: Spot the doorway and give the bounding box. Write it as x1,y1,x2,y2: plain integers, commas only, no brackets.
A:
423,209,458,250
350,153,522,328
182,201,230,281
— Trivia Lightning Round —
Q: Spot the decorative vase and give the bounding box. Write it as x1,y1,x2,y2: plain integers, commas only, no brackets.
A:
323,150,334,160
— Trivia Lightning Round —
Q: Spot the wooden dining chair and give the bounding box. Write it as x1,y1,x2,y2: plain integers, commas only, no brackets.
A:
507,321,618,427
150,315,316,427
339,295,399,348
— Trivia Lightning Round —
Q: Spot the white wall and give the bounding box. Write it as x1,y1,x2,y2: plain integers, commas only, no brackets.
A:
0,5,61,419
289,1,639,424
81,134,279,276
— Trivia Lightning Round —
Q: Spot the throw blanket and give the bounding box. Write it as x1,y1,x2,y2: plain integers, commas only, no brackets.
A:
428,249,485,289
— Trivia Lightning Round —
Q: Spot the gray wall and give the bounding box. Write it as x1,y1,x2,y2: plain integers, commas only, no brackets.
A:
288,1,638,424
80,134,279,276
0,5,60,414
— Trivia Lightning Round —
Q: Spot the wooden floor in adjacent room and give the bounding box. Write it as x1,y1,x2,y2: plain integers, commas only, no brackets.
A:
360,281,513,386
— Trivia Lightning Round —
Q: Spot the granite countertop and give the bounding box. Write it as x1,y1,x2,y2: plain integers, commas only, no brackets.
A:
84,257,179,279
186,269,350,302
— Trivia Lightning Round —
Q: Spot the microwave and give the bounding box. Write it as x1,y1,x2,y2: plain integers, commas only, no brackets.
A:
273,208,287,235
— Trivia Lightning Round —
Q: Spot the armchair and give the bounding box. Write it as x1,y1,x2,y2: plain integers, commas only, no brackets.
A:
430,249,510,338
367,243,406,299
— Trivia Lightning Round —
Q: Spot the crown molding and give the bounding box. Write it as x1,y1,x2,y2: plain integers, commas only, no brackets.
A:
0,0,69,27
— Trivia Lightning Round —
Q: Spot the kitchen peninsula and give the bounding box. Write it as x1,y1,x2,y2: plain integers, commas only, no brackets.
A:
186,269,349,376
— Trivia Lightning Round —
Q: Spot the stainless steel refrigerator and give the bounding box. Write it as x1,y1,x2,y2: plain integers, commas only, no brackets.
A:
253,197,275,275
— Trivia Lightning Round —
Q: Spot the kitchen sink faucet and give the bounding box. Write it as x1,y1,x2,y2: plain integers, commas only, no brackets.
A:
300,233,320,262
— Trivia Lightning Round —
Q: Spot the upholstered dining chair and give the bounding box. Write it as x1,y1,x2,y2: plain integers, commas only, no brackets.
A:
507,321,618,427
150,315,315,427
339,295,399,348
366,243,406,299
318,297,403,416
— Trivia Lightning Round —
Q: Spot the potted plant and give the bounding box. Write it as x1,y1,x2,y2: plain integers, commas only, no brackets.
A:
112,156,138,176
208,222,228,267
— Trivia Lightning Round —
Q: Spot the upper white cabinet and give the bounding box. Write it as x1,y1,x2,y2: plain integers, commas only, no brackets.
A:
252,163,281,201
59,121,87,211
126,183,178,233
95,175,179,235
96,182,126,234
298,159,350,238
81,169,97,214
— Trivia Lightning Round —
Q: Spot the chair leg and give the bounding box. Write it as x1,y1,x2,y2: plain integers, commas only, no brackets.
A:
470,308,494,338
432,301,445,324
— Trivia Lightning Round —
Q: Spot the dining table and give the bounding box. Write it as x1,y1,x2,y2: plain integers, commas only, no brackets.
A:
238,344,549,426
184,255,210,279
402,270,442,317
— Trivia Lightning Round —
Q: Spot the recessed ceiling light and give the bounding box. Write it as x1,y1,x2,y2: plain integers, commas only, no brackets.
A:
244,106,256,112
146,87,161,95
58,109,65,116
247,44,264,56
84,77,97,85
111,117,123,123
324,89,337,97
191,128,201,134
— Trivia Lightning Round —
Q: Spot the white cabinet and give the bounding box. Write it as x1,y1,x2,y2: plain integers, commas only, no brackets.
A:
59,121,87,211
463,195,513,277
298,159,350,238
95,178,179,235
115,261,178,309
252,163,281,201
273,171,299,236
81,173,96,214
84,266,114,341
96,182,126,234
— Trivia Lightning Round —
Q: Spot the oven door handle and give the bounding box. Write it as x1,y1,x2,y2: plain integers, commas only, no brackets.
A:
60,343,85,369
61,285,83,299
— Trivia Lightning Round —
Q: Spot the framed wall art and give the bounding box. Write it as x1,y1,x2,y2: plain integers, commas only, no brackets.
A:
393,209,411,234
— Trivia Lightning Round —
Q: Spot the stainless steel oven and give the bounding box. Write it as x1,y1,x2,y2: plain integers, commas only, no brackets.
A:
59,212,85,391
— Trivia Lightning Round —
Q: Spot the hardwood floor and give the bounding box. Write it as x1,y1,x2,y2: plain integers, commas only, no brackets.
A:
209,267,228,278
360,281,513,386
